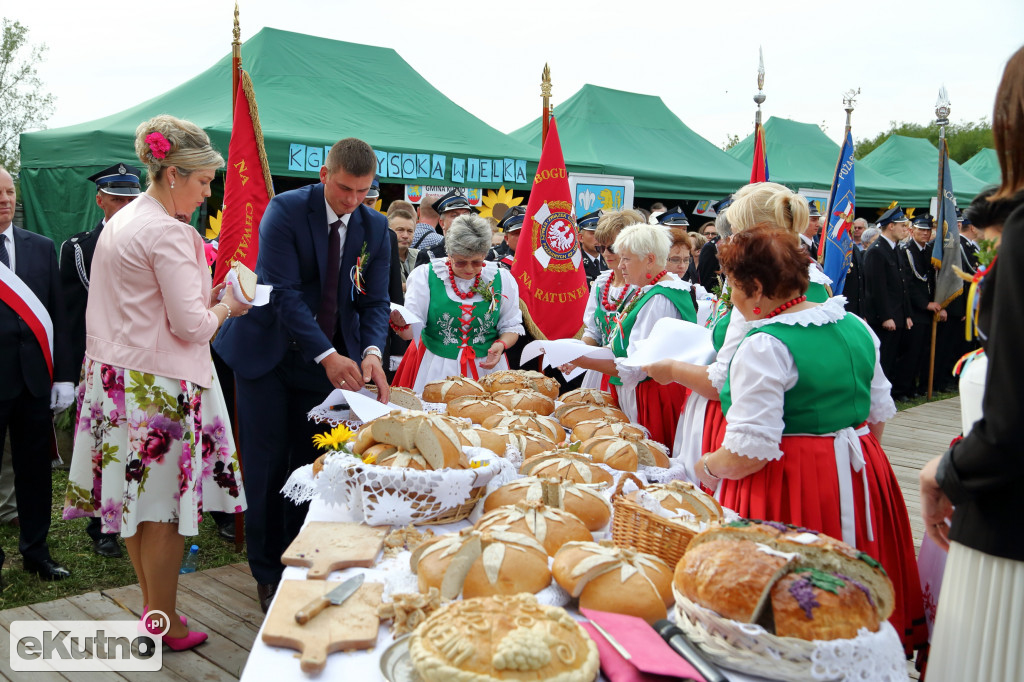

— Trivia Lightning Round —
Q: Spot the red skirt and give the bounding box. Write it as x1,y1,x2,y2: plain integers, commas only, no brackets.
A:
700,399,727,454
717,431,928,656
392,339,424,389
635,380,690,448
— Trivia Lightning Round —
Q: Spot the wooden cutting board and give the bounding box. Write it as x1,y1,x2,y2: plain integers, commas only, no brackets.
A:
262,579,384,674
281,522,387,578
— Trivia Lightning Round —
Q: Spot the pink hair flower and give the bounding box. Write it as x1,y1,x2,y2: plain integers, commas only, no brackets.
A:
145,132,171,160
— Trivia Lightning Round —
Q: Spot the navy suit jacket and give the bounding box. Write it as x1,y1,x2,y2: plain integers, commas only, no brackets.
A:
214,183,391,380
0,226,74,399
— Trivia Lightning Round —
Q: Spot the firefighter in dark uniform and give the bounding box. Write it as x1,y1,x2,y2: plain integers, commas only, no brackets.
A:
414,189,474,266
59,163,141,559
578,209,606,287
895,215,942,398
490,205,525,270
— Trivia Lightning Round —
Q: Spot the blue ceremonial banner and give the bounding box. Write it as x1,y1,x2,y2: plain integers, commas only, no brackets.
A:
932,137,962,307
821,129,856,295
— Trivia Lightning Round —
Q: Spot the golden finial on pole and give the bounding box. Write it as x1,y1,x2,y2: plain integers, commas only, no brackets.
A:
541,63,552,144
753,47,766,128
231,2,242,113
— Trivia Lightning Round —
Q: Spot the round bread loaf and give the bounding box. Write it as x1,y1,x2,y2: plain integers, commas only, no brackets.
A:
553,403,629,428
312,453,329,477
351,422,377,455
484,476,611,531
520,452,614,486
475,500,593,556
570,419,646,442
482,410,564,443
490,389,556,416
481,369,561,399
370,411,466,470
552,541,674,624
674,520,895,641
421,376,487,404
559,387,616,406
410,528,551,600
447,396,509,424
626,480,723,524
408,594,599,682
579,434,670,470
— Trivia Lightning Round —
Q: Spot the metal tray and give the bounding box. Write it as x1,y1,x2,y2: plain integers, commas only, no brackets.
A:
379,635,424,682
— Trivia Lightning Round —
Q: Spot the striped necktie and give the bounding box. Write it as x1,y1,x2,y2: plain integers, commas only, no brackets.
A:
0,233,9,269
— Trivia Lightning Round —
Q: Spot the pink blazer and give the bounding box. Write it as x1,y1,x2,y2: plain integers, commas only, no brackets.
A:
85,194,219,387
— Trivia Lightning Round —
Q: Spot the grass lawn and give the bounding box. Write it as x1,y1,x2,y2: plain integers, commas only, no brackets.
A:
895,389,959,411
0,467,246,611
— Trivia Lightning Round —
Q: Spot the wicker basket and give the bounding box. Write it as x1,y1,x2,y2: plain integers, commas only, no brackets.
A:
610,473,698,567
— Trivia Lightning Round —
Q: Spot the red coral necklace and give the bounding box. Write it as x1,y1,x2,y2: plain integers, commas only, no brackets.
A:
447,260,482,300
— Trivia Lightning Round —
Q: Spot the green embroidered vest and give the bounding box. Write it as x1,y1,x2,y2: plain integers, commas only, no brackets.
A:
710,306,732,352
807,279,830,303
420,267,502,360
594,279,630,345
609,284,697,386
720,313,875,434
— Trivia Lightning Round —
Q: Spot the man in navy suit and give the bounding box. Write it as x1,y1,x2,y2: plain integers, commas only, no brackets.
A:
863,205,913,392
0,168,75,583
214,139,391,611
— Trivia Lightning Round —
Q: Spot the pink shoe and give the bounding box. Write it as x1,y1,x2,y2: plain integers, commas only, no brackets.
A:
141,605,187,627
140,616,208,652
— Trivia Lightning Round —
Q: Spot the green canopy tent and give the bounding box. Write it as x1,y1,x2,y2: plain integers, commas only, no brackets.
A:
18,27,539,246
859,135,988,207
961,148,1001,187
509,85,750,199
727,116,912,208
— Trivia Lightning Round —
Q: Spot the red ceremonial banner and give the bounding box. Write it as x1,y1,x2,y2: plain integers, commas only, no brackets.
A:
511,117,588,340
750,124,769,183
213,70,274,285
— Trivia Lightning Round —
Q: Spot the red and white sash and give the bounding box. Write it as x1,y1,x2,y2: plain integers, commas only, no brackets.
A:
0,262,54,380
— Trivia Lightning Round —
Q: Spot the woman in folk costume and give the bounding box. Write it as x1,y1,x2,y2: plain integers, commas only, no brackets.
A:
695,226,926,656
571,223,695,447
647,183,833,480
392,215,523,394
578,210,643,390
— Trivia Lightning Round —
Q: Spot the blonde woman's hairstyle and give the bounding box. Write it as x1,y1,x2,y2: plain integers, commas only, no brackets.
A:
594,208,646,245
613,222,671,267
727,182,809,236
134,115,224,185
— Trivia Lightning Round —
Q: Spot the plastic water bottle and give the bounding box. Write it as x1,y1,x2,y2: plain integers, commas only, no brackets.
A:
180,545,199,574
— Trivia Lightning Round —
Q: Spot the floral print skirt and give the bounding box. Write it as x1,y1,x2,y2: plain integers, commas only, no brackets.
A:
62,358,246,538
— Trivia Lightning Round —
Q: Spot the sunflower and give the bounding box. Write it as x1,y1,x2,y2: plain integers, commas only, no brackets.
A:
206,209,223,241
477,185,522,220
312,423,355,451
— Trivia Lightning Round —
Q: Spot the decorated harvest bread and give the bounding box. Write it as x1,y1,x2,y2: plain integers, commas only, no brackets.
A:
409,528,551,600
311,453,330,477
579,434,670,470
489,389,556,416
570,419,646,442
553,403,629,428
388,386,423,411
409,594,599,682
421,376,487,404
230,260,257,302
552,540,674,624
475,500,592,556
446,396,509,424
674,520,895,641
370,411,464,470
351,423,377,455
482,410,564,443
626,480,723,524
520,451,614,486
481,369,560,399
484,477,611,531
456,426,550,459
559,387,615,406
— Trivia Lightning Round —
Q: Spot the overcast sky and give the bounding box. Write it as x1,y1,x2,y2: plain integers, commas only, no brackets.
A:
9,0,1024,151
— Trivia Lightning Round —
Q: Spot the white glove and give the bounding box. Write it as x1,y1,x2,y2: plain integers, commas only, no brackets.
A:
50,382,75,412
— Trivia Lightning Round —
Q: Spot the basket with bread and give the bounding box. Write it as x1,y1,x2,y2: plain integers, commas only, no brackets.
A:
309,411,514,526
672,519,906,681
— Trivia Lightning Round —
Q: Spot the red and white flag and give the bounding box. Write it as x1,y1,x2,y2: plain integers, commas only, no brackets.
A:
213,69,274,285
0,264,53,380
511,118,588,339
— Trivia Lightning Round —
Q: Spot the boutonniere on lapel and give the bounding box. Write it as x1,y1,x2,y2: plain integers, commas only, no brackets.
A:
470,276,504,314
351,241,369,298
